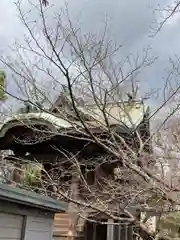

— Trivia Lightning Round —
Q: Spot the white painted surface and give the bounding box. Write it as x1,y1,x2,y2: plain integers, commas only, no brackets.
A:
24,215,53,240
0,212,23,240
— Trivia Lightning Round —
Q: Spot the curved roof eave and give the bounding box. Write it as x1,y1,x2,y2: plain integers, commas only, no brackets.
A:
0,103,150,139
0,112,73,138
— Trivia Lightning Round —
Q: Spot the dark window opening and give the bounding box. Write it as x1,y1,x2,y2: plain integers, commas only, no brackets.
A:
85,220,107,240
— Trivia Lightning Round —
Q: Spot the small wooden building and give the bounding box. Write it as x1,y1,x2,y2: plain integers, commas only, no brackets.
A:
0,183,67,240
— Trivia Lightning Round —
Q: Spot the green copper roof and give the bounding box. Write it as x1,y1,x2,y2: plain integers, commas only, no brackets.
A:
0,71,6,100
0,184,67,212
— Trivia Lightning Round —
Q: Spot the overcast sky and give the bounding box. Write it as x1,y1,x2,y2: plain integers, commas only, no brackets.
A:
0,0,179,113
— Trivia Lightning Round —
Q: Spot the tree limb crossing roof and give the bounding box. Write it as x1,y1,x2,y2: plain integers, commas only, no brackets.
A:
0,101,150,138
0,184,67,212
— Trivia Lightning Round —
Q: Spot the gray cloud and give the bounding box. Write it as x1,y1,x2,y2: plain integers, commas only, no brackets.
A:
0,0,179,113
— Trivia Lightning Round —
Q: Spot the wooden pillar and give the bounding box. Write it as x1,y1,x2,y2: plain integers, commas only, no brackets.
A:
107,219,114,240
67,166,80,239
69,166,80,209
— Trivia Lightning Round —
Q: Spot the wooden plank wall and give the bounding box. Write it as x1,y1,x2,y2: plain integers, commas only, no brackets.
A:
53,213,73,240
